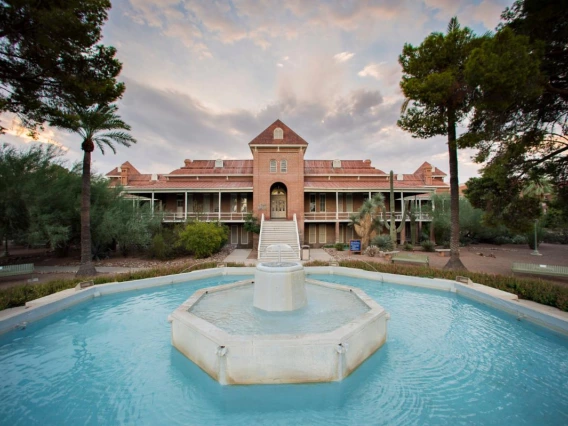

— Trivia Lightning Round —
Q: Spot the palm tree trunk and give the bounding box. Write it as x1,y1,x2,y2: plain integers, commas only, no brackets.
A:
76,147,97,277
444,108,466,270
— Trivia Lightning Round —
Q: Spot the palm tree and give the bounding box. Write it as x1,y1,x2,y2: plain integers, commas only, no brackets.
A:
60,104,136,276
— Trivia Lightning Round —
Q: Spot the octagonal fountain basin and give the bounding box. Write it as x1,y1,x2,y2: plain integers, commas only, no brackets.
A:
169,266,389,385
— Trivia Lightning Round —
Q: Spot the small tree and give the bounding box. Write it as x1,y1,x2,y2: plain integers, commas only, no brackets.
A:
384,171,404,246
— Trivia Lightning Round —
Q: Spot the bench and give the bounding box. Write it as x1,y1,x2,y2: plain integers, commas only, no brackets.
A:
380,250,400,260
435,248,451,257
512,262,568,278
391,253,429,266
0,263,35,277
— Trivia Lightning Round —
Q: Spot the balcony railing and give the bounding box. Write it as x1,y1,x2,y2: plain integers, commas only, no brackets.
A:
161,211,247,222
303,212,431,221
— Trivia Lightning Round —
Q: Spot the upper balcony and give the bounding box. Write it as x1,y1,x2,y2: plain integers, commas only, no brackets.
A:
303,211,431,222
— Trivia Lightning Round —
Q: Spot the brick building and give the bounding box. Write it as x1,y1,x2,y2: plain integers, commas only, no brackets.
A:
106,120,448,251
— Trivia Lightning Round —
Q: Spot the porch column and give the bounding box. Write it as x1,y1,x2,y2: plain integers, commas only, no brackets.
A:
333,192,337,219
335,221,340,244
399,192,405,244
151,192,154,214
218,192,221,220
185,192,188,220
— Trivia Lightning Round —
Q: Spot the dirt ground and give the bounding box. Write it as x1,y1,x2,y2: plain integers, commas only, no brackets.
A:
326,243,568,287
1,243,567,290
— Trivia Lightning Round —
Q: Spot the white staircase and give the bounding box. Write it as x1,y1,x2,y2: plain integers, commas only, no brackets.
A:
258,218,301,261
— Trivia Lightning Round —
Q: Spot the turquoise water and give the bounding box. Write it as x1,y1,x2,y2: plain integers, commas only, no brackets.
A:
190,282,369,334
0,274,566,425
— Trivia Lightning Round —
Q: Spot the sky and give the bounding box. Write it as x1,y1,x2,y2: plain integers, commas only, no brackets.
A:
1,0,515,182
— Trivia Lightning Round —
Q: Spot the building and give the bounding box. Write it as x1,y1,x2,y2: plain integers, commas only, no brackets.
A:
106,120,448,252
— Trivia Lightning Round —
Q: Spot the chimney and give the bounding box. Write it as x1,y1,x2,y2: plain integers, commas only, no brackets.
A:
120,166,129,185
184,159,192,167
424,166,432,185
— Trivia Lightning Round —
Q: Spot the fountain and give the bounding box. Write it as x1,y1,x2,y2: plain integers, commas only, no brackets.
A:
169,244,389,385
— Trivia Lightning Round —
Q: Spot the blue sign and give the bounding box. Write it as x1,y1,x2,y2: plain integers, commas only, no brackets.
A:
349,239,362,253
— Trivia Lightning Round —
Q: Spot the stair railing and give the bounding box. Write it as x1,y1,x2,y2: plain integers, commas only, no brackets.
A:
293,213,301,260
257,213,265,260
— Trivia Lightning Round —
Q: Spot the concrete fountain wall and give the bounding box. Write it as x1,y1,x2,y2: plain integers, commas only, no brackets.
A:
169,277,389,385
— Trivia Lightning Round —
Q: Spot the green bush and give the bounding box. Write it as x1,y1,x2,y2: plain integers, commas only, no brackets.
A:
421,240,435,252
371,235,394,251
494,236,512,245
334,242,345,251
151,234,167,260
403,242,414,251
178,221,229,258
511,234,528,245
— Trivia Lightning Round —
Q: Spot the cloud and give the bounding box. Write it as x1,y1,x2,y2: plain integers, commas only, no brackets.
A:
334,51,355,63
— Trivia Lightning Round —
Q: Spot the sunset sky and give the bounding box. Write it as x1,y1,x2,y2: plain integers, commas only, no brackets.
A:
1,0,514,182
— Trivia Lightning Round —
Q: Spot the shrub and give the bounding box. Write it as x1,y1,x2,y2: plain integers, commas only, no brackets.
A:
371,235,394,251
511,234,528,245
494,236,512,245
365,246,379,257
403,242,414,251
151,234,167,260
178,221,228,258
334,242,345,251
421,240,435,252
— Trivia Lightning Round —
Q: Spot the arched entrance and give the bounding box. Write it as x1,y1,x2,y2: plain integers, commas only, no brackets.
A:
270,183,287,219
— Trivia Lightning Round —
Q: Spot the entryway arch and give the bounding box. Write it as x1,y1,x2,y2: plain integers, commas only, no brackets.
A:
270,182,287,219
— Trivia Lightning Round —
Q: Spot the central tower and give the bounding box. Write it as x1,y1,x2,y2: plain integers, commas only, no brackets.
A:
249,120,307,228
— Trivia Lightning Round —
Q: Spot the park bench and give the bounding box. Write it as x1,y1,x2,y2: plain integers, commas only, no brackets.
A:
511,262,568,278
435,248,451,257
391,253,429,266
0,263,35,277
380,250,400,260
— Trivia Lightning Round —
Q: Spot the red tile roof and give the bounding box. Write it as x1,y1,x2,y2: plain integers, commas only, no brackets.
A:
169,160,253,175
248,119,308,146
304,180,448,190
304,160,385,175
123,181,253,190
105,161,142,177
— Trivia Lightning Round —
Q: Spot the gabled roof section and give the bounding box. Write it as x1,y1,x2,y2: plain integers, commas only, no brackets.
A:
304,160,385,175
414,161,447,177
106,161,141,177
248,119,308,146
169,160,253,175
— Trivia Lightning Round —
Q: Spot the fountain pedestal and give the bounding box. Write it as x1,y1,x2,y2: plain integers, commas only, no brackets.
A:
254,262,306,311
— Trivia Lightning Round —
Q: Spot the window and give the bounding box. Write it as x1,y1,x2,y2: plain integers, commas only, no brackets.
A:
332,159,341,168
274,127,283,139
203,194,210,212
309,194,316,212
338,194,343,212
309,224,316,244
231,193,238,212
215,159,223,168
319,194,326,212
269,159,277,173
346,193,353,212
240,194,247,212
319,224,326,243
187,194,193,212
280,159,287,173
